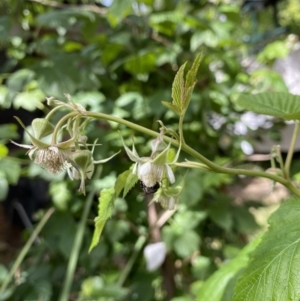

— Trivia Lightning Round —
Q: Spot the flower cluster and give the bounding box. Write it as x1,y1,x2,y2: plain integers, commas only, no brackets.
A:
11,114,118,195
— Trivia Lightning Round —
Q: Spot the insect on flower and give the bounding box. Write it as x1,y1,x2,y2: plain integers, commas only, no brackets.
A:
140,180,160,195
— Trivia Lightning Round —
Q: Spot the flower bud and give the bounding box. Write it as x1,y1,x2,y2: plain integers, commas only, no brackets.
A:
46,97,57,106
70,150,92,171
69,150,93,195
32,118,54,139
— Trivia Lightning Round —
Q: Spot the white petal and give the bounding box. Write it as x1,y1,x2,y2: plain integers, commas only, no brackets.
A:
144,242,167,271
165,164,175,184
138,161,152,177
139,162,159,187
67,167,74,180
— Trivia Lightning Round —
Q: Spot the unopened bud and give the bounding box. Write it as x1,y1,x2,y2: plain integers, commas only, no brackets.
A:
70,150,92,171
46,97,57,106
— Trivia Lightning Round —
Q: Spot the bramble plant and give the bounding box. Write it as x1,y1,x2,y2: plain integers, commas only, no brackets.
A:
6,53,300,301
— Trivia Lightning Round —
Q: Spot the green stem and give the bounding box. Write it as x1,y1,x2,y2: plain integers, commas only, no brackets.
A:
52,112,77,144
117,235,146,286
59,166,102,301
85,111,300,197
0,208,55,296
179,115,185,145
45,105,66,121
284,121,300,178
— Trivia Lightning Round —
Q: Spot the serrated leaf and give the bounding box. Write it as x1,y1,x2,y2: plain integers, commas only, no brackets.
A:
89,187,115,252
115,170,131,197
233,198,300,301
237,93,300,120
123,173,138,198
197,235,261,301
172,62,186,110
185,53,202,91
161,101,182,115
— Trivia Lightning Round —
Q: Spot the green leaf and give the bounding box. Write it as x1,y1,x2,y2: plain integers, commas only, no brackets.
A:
0,158,21,184
161,101,182,115
185,53,202,93
115,170,131,197
174,230,200,258
89,187,115,252
172,62,186,110
237,93,300,120
0,124,19,140
123,172,138,198
208,203,232,232
233,198,300,301
107,0,133,27
166,54,202,116
0,176,8,201
197,235,261,301
257,41,289,63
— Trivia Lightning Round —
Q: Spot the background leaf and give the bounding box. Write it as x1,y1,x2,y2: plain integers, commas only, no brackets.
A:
197,235,261,301
237,93,300,120
233,198,300,301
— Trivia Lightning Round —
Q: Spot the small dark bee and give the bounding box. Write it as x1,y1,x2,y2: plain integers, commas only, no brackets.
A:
139,181,160,195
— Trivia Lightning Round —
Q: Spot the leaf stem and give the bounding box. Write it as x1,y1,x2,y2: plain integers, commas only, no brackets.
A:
179,115,185,145
284,121,300,178
0,207,55,296
59,166,102,301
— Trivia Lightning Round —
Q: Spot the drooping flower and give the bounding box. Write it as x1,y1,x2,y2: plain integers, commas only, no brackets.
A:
66,140,120,194
11,117,73,174
121,134,180,188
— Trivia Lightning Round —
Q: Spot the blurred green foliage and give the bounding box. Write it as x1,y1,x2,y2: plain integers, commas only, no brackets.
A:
0,0,297,300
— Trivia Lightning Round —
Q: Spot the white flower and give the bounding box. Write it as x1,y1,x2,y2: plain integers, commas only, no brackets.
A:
11,140,72,174
137,160,175,187
11,116,73,174
121,135,180,187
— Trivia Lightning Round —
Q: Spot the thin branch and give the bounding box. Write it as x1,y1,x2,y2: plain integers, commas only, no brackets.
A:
0,207,55,296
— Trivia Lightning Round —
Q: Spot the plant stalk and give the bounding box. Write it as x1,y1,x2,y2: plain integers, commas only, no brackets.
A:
59,166,102,301
0,207,55,296
284,121,300,178
85,111,300,196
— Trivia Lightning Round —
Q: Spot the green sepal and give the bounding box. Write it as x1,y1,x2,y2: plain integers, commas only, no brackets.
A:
32,118,54,139
14,116,50,148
